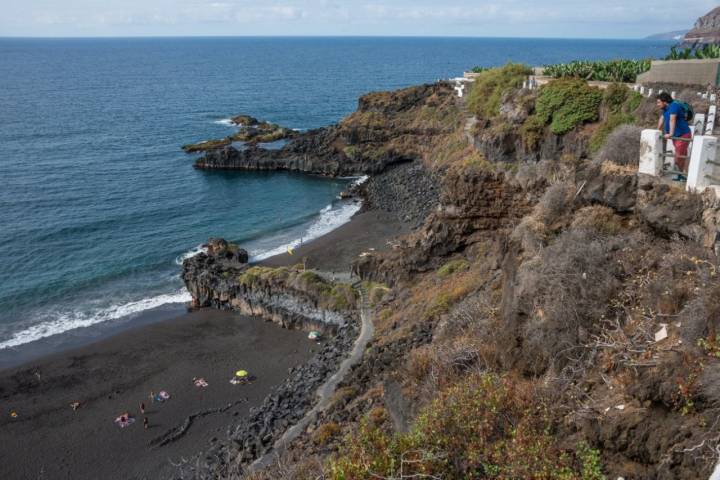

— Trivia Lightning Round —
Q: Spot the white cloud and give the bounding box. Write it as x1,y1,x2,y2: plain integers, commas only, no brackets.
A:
3,0,718,36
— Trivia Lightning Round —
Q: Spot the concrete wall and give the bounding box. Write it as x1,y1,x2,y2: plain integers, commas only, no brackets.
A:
637,59,720,87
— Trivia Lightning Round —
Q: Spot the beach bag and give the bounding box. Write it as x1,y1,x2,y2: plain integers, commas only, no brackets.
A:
676,101,694,122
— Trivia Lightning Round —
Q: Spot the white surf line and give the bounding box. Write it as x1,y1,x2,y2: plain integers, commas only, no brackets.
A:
250,285,374,472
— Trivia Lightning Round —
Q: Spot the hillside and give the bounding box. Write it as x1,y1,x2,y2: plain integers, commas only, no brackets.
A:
182,66,720,479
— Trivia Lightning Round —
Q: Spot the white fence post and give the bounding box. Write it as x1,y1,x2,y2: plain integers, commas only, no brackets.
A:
687,136,719,192
694,113,707,133
639,129,664,176
712,93,717,103
706,106,717,135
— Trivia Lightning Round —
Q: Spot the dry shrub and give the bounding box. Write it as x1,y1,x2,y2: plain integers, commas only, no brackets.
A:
512,215,550,255
245,455,325,480
515,229,621,374
633,95,662,126
571,205,623,235
534,182,575,226
593,123,643,166
514,162,539,189
405,345,435,384
312,422,342,446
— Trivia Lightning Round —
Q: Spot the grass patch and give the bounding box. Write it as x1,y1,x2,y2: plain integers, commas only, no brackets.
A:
437,259,470,278
466,63,533,120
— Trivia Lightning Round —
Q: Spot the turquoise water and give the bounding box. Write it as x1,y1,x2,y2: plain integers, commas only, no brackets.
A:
0,37,671,351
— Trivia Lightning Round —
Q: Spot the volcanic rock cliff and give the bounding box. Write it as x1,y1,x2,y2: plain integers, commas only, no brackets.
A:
193,82,462,175
683,6,720,47
182,68,720,479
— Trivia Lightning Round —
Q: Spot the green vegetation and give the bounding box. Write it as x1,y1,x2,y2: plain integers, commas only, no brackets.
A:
466,63,533,120
666,44,720,60
329,373,605,480
237,266,357,311
589,84,643,153
361,281,391,307
519,114,548,150
543,59,651,83
698,334,720,358
436,259,470,278
469,66,489,73
535,79,603,135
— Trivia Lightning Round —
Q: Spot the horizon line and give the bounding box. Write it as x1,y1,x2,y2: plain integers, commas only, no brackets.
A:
0,34,675,41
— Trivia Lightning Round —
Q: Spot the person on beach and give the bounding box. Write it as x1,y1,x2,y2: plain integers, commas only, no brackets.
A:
149,391,155,403
139,402,145,414
656,92,692,177
143,417,149,430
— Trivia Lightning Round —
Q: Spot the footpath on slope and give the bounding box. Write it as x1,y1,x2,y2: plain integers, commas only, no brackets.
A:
250,285,374,472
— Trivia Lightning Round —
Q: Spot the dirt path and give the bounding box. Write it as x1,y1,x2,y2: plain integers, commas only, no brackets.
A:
250,285,374,471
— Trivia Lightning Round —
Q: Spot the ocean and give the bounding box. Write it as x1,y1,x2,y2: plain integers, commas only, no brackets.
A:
0,36,671,359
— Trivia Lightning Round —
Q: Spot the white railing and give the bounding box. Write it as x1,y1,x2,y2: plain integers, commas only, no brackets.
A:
639,129,719,193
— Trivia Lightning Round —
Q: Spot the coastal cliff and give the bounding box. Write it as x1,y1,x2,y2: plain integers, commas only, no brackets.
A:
683,6,720,47
182,67,720,479
192,82,461,176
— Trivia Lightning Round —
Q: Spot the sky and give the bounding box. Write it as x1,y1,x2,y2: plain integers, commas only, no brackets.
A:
0,0,717,38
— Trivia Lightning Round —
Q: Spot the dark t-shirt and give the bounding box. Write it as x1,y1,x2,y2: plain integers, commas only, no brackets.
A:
663,101,692,136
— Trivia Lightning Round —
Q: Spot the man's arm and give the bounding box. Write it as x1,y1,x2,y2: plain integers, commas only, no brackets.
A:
658,114,664,131
666,114,677,139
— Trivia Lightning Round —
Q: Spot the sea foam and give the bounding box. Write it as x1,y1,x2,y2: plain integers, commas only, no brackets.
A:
251,200,361,261
0,289,192,350
213,118,236,126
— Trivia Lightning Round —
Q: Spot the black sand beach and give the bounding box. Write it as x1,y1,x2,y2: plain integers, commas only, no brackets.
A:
0,209,408,479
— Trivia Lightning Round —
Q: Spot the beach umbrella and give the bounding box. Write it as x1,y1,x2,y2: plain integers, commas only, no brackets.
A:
287,245,294,255
235,370,248,378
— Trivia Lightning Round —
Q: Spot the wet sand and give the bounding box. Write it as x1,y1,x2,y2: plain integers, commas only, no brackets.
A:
0,209,409,479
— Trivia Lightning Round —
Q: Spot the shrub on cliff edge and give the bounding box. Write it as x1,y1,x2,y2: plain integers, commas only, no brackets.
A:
535,78,603,135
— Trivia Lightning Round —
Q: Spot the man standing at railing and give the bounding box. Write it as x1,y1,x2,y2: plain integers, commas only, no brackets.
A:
656,92,692,178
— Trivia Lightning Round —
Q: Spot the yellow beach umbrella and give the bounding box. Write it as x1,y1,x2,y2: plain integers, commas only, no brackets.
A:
287,245,294,256
235,370,248,378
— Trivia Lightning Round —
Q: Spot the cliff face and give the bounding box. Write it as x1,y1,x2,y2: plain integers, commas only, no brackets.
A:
683,6,720,46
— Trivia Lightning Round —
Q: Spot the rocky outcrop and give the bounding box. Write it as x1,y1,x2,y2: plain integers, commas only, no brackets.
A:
683,7,720,46
183,245,356,332
182,117,298,153
192,82,462,175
